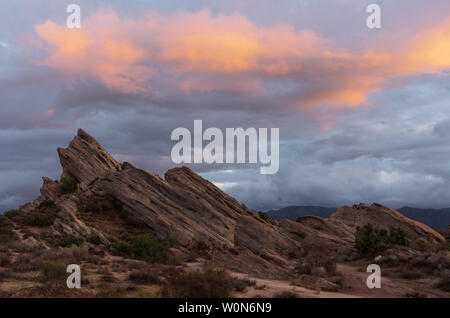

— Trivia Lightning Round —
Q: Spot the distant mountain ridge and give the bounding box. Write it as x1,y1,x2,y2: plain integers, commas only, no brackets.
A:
266,205,450,230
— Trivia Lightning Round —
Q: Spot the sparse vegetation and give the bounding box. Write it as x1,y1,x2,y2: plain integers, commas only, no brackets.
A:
39,200,55,208
131,234,174,262
65,244,89,262
161,268,233,298
272,291,298,298
399,267,425,280
61,177,78,194
191,236,209,252
435,275,450,292
354,223,409,255
0,226,16,243
128,270,161,285
113,234,174,263
258,212,272,223
26,213,54,227
40,261,67,283
60,237,81,248
232,277,257,292
296,251,337,276
4,210,22,219
89,235,102,246
435,240,450,252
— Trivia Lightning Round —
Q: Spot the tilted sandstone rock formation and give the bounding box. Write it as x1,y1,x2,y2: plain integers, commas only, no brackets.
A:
331,203,445,244
57,129,121,185
38,129,302,277
17,129,446,280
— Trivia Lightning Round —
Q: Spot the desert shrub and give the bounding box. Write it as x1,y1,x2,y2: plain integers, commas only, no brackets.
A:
26,213,54,227
232,277,257,292
97,286,126,298
258,212,271,223
39,200,55,208
388,227,409,246
435,275,450,292
40,261,67,283
191,237,209,252
161,268,233,298
89,235,102,246
112,241,131,255
0,252,11,267
354,223,409,255
272,291,298,298
112,234,174,263
65,244,89,262
130,234,173,263
0,226,16,243
60,237,81,248
61,177,78,194
399,267,425,280
296,251,337,276
128,270,161,285
435,240,450,252
4,210,22,219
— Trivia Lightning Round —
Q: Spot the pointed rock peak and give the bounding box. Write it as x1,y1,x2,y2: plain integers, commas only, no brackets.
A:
57,129,121,185
77,128,97,144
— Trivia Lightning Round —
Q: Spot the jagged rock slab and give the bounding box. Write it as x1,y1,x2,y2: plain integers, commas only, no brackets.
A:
57,129,121,185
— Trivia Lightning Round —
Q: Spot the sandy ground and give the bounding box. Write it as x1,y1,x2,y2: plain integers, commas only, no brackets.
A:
185,261,447,298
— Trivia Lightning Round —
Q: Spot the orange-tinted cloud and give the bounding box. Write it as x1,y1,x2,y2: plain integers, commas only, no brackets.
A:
30,10,450,108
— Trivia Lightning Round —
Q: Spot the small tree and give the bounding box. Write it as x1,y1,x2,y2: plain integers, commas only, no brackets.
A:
355,223,409,255
61,177,78,194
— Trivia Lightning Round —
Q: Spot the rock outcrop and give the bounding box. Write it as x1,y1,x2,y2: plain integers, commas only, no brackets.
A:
331,203,445,244
57,129,121,185
37,129,302,277
14,129,448,282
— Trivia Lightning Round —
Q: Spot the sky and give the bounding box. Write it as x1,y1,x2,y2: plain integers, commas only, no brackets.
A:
1,0,450,212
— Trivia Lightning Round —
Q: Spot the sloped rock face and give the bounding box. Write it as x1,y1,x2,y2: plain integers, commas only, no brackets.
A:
279,218,356,261
43,129,301,276
17,129,448,282
331,203,445,244
57,129,121,185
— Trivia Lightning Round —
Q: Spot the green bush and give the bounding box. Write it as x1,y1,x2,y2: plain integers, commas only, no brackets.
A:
112,241,131,255
40,261,67,282
89,235,102,246
0,226,16,243
4,210,22,219
112,234,174,263
258,212,271,223
130,234,173,262
161,268,233,298
60,237,81,248
389,227,409,246
61,177,78,194
296,251,337,276
39,200,55,208
26,213,54,227
191,237,209,252
128,270,161,285
355,223,409,255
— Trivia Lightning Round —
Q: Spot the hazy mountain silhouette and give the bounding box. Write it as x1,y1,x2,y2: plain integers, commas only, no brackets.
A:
266,206,450,230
